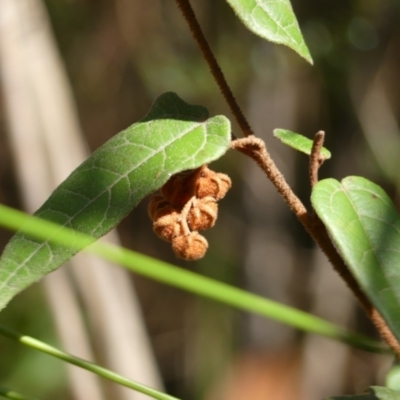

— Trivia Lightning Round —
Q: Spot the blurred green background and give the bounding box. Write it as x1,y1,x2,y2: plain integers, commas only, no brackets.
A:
1,1,400,399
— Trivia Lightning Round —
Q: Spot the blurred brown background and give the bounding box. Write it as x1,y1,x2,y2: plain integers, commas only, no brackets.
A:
1,0,400,399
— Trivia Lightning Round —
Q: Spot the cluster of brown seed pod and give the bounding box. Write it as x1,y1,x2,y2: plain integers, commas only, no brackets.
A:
148,165,231,261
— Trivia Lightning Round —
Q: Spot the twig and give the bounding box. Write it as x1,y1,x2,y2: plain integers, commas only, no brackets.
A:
175,0,400,358
309,131,326,188
231,136,400,358
231,136,308,221
174,0,253,137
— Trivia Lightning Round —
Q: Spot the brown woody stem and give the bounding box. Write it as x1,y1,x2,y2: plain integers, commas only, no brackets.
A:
174,0,253,137
231,136,400,357
175,0,400,357
231,137,308,220
309,131,325,188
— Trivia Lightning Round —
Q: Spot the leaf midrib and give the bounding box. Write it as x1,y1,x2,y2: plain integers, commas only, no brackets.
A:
254,0,301,46
338,184,399,308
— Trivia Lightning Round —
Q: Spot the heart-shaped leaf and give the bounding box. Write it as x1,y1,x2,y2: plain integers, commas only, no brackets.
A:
311,176,400,341
326,386,400,400
224,0,313,64
0,92,231,310
274,129,331,159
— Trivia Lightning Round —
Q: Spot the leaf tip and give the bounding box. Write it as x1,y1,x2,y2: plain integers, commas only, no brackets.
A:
142,92,209,123
273,128,331,159
302,49,314,65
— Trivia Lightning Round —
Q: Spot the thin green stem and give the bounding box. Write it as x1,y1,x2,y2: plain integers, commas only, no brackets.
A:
0,326,179,400
94,246,388,353
0,387,39,400
0,204,388,354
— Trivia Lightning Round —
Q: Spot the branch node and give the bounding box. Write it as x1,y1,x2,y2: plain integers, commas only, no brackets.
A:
231,136,309,221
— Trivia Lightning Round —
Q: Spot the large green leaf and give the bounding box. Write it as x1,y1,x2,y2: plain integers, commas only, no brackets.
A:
224,0,313,64
311,177,400,341
326,386,400,400
0,92,231,310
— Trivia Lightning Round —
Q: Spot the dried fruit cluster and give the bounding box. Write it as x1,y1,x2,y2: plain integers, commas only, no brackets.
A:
148,166,231,261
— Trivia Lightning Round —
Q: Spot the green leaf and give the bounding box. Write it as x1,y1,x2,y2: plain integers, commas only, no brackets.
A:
311,176,400,341
326,386,400,400
386,365,400,392
0,92,231,310
369,388,400,400
224,0,313,64
274,129,331,159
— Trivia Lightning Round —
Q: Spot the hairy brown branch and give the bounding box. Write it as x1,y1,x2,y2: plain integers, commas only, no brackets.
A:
175,0,399,357
231,136,400,357
174,0,253,137
231,136,308,220
309,131,326,188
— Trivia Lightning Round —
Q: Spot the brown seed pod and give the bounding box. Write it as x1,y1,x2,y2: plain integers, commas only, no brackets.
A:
161,170,198,208
195,167,231,201
148,195,171,221
153,211,185,242
172,232,208,261
187,198,218,231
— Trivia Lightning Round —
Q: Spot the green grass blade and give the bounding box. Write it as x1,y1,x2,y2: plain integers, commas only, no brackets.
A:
0,204,388,353
0,387,40,400
224,0,313,63
0,92,231,311
312,177,400,342
0,326,180,400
